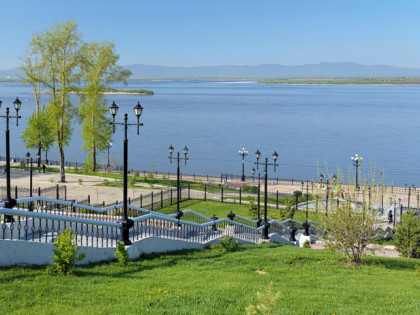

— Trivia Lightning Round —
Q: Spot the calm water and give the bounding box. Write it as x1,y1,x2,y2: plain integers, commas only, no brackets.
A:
0,80,419,186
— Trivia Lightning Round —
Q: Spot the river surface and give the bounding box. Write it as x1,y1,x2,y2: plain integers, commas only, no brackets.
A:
0,80,419,186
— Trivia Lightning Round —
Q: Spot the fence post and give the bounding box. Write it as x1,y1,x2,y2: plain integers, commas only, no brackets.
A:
64,186,67,201
188,184,190,200
170,189,173,205
128,197,131,205
276,191,279,209
140,194,143,208
161,190,163,208
239,187,242,204
204,185,207,201
221,186,224,203
221,173,223,183
151,192,154,211
56,184,59,199
38,187,41,196
15,186,18,199
88,195,90,205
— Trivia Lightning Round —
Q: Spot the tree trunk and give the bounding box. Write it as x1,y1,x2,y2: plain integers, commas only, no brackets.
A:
59,145,65,182
92,145,96,172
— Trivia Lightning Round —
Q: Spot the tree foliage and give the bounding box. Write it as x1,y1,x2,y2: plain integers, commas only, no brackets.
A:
21,106,54,155
78,41,130,171
317,165,380,264
394,210,420,258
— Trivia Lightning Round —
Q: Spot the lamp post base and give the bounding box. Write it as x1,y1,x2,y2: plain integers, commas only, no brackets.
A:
2,197,17,222
118,218,134,246
262,222,271,239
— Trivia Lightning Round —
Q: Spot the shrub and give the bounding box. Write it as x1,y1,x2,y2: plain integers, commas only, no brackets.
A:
245,282,282,315
147,171,154,179
51,228,85,275
279,199,295,220
219,236,239,252
293,190,302,197
134,171,139,177
242,185,258,193
129,177,136,186
303,241,311,249
115,242,130,266
78,178,83,185
394,210,420,258
248,198,258,219
19,160,26,167
103,179,110,186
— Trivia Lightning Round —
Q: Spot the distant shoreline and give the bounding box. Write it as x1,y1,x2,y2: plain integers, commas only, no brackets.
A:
258,78,420,85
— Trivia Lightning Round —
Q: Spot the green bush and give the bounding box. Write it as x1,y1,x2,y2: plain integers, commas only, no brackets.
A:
293,190,302,197
248,198,258,219
147,171,154,179
115,242,130,266
103,179,110,186
78,178,83,185
303,241,311,249
245,282,281,315
394,210,420,258
219,236,239,252
279,199,295,220
51,228,85,275
19,160,26,167
242,185,258,193
134,171,140,177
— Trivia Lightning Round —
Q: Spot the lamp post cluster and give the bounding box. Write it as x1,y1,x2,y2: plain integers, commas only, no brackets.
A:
254,150,278,239
168,145,189,222
109,100,144,245
0,98,22,222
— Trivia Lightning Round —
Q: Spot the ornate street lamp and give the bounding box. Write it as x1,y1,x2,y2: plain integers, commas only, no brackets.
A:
351,154,362,189
0,97,23,222
109,100,144,245
168,145,189,222
255,150,261,169
255,151,278,239
238,147,248,181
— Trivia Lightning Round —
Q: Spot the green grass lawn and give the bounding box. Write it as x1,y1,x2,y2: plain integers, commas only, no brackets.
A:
0,243,419,314
158,199,322,223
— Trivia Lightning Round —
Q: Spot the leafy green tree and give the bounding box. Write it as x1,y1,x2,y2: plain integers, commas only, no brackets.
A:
21,106,54,161
20,50,47,165
317,168,379,264
394,210,420,258
78,41,131,171
27,20,82,182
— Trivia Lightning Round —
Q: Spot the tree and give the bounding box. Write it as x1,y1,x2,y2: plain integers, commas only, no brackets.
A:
78,41,131,171
394,210,420,258
248,198,258,219
21,106,54,159
317,167,379,264
27,20,82,182
20,50,47,166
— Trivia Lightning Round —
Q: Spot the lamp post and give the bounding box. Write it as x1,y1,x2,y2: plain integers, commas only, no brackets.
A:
107,141,112,169
255,151,278,239
408,184,415,209
109,100,143,245
0,97,22,222
351,154,362,189
26,152,34,211
319,173,324,186
238,148,248,181
168,145,189,222
257,172,262,227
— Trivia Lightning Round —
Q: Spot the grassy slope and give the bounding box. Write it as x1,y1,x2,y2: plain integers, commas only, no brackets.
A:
0,244,418,314
159,199,322,223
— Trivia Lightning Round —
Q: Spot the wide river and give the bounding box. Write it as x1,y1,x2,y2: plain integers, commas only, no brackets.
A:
0,80,419,186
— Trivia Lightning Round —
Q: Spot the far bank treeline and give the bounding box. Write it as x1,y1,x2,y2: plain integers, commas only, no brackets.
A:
20,21,151,182
259,77,420,85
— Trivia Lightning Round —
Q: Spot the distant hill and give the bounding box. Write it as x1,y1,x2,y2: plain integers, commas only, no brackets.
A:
2,62,420,80
124,62,420,79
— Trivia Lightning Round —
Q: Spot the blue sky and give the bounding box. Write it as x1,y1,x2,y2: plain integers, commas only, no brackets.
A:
0,0,419,69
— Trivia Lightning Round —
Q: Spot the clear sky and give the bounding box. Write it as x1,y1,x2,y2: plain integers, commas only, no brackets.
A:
0,0,419,70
